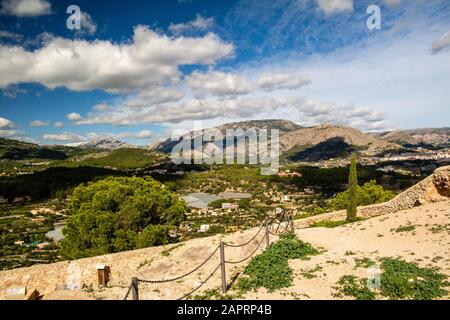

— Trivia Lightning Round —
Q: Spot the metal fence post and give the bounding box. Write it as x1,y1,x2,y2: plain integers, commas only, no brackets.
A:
220,241,227,294
131,277,139,300
265,216,270,248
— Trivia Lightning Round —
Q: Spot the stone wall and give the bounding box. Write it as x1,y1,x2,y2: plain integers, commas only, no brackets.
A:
294,165,450,228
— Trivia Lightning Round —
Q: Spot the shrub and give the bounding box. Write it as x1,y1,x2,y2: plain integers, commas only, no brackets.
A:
236,233,318,293
329,180,396,211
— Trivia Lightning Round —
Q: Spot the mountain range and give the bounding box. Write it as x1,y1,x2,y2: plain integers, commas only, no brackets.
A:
0,120,448,162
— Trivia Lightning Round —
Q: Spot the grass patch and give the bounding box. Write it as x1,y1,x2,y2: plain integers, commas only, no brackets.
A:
160,243,184,257
335,258,449,300
236,233,319,293
394,225,416,233
309,218,362,228
379,257,449,300
430,224,450,235
354,257,376,269
300,265,323,279
192,289,234,300
333,275,376,300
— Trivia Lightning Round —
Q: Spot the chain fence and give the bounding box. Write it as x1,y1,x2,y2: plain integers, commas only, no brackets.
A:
123,209,294,300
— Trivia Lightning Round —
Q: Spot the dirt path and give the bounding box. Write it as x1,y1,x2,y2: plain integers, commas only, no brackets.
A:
241,200,450,300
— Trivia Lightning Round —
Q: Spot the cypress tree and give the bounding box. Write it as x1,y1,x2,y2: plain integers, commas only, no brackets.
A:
347,154,358,222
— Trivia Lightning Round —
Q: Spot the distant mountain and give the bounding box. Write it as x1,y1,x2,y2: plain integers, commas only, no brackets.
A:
215,119,304,134
372,128,450,148
0,137,68,160
149,120,401,162
281,124,399,156
79,139,135,150
149,119,303,154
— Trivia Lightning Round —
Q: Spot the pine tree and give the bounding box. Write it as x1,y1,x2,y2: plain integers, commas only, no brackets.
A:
347,154,358,222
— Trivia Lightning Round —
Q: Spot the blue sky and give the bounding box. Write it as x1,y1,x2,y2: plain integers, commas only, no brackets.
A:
0,0,449,145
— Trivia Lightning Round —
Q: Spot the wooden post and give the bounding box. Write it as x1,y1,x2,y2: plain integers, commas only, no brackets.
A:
131,277,139,300
290,212,295,232
220,241,227,294
265,216,270,248
96,263,106,286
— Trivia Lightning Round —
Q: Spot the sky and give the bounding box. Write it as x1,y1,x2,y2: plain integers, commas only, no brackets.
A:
0,0,449,146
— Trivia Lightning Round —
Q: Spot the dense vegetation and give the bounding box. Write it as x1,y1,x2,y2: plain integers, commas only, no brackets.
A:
0,166,125,202
328,180,396,210
55,148,163,170
60,176,186,259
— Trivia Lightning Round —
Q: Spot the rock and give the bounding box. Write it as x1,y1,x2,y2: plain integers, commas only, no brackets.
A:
6,287,26,300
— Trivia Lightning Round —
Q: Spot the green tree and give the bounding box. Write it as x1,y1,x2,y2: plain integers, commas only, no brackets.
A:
136,225,171,248
329,180,396,211
347,155,358,222
60,176,186,259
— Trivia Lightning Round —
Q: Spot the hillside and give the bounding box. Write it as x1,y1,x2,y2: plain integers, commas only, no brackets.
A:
0,166,448,300
373,128,450,148
281,124,400,160
150,121,401,162
0,137,68,160
79,139,135,150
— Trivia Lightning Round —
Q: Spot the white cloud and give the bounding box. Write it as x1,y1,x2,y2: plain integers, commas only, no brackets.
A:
257,72,311,91
67,112,82,121
134,130,152,139
54,121,64,128
78,11,97,35
187,71,253,97
43,132,86,142
30,120,49,127
1,0,51,17
123,87,185,108
92,103,109,111
0,26,234,93
42,129,152,143
315,0,353,16
0,116,15,129
384,0,402,7
169,14,214,34
432,30,450,54
0,30,23,42
1,85,27,98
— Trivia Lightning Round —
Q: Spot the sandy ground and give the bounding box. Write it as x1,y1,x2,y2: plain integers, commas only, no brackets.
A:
1,201,449,300
241,200,450,300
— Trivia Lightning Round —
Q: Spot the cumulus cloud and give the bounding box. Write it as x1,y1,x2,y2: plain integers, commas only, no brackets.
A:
0,116,15,129
1,0,51,17
53,121,64,128
169,14,214,34
432,30,450,54
0,117,23,139
71,92,388,132
78,11,97,35
123,87,185,108
30,120,49,127
43,129,152,143
187,71,253,97
42,132,86,142
0,26,234,93
315,0,353,16
0,30,23,42
257,72,311,91
67,112,82,121
133,130,152,139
